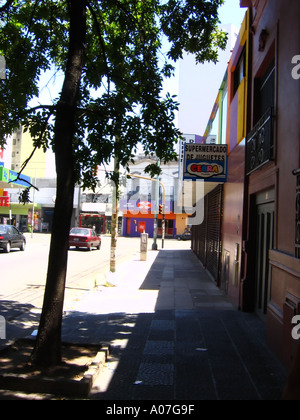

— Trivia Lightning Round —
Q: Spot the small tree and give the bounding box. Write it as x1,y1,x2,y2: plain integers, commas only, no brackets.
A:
0,0,227,368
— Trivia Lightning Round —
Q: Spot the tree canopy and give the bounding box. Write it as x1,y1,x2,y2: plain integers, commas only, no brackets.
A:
0,0,227,181
0,0,227,367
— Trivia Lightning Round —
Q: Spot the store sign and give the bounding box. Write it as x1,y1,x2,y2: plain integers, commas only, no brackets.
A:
0,192,9,207
120,199,173,214
186,162,224,178
0,166,9,183
183,144,228,182
137,201,152,210
0,166,31,188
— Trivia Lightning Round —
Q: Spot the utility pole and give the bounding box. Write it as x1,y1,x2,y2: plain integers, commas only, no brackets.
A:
161,203,165,249
152,173,159,250
110,154,120,273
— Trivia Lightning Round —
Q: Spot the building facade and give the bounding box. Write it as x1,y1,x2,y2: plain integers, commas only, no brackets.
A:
178,24,240,136
1,128,115,233
121,156,190,238
10,125,49,179
192,0,300,368
242,0,300,368
0,162,34,228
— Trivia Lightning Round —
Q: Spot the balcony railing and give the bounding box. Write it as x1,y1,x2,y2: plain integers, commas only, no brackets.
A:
246,107,274,175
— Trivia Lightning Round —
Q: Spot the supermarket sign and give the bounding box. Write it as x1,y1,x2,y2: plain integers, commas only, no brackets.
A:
183,144,228,183
0,166,32,188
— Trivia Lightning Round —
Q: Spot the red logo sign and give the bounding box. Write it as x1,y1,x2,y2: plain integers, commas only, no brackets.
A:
0,195,10,207
137,201,152,210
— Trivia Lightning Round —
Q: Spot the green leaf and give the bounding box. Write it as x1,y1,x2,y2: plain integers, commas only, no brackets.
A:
0,0,227,184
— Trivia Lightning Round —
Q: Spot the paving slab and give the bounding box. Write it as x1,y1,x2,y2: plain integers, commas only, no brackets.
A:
0,244,288,400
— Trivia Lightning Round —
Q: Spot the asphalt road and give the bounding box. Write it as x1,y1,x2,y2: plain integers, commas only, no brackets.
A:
0,234,142,308
0,233,190,311
0,233,191,350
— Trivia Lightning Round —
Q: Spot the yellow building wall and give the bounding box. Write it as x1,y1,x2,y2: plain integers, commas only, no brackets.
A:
237,77,246,143
176,214,190,235
20,129,47,179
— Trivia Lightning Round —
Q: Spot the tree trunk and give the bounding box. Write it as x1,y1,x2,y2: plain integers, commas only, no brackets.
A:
110,156,119,273
30,0,86,368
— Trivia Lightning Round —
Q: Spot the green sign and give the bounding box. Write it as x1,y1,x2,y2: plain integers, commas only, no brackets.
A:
0,166,9,183
0,166,32,187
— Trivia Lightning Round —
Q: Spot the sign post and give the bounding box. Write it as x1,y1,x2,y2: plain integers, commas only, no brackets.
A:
140,233,148,261
0,315,6,340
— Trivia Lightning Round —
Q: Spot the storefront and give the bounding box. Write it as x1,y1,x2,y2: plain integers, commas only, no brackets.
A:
120,199,181,238
122,212,178,238
0,164,34,230
78,201,107,234
80,213,105,234
183,143,228,284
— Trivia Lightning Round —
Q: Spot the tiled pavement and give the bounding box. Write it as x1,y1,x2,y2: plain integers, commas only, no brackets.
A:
59,248,288,400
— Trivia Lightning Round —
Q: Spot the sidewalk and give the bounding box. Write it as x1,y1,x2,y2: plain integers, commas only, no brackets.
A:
60,245,288,400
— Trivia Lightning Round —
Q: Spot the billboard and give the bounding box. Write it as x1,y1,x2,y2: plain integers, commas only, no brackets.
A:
183,143,228,183
0,166,32,188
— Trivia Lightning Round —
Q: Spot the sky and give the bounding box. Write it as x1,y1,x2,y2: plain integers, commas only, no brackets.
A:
35,0,247,107
2,0,247,175
162,0,247,102
218,0,246,28
25,0,247,174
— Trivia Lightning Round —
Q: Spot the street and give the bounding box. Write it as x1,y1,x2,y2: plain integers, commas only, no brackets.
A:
0,234,139,309
0,234,288,401
0,233,190,310
0,232,191,353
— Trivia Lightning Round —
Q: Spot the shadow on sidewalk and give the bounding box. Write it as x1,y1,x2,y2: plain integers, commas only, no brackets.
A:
0,300,40,350
61,308,287,400
139,249,234,311
81,248,287,400
0,249,288,400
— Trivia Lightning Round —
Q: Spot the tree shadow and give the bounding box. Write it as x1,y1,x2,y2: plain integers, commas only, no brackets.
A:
61,310,159,400
0,301,288,401
0,300,40,346
0,248,288,400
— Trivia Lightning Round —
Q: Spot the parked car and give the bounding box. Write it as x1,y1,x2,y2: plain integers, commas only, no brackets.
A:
69,227,101,251
0,224,26,253
176,231,192,241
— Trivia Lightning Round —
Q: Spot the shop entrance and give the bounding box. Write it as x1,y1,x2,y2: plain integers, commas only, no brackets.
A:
80,213,105,234
254,191,275,318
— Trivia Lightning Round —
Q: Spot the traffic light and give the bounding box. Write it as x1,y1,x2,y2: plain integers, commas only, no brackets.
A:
159,204,163,215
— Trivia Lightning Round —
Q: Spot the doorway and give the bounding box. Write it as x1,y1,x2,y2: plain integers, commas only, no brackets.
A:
254,191,275,318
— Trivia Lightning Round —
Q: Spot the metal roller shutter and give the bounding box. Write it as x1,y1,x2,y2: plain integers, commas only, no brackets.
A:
192,185,223,283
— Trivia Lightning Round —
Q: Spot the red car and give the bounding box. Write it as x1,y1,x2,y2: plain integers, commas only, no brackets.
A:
69,227,101,251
